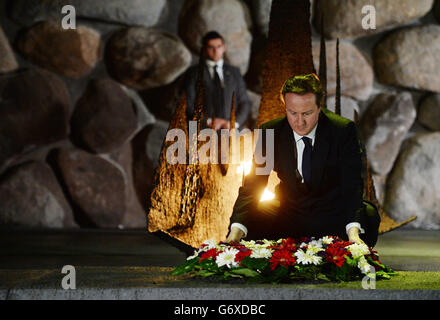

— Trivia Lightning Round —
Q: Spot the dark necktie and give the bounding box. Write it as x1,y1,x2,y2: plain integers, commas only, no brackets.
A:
301,136,312,185
212,65,224,118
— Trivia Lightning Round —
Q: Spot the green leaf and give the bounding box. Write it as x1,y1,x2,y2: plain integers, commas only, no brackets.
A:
170,258,199,276
240,257,269,271
231,268,260,278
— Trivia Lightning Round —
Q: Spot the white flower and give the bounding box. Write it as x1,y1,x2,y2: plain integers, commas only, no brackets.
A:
294,249,323,265
346,243,370,259
321,236,334,245
308,240,323,248
358,256,374,275
187,248,202,260
216,247,240,268
250,247,273,259
201,239,218,250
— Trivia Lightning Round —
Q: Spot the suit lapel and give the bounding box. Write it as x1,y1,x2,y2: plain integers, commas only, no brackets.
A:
278,118,301,185
310,111,330,189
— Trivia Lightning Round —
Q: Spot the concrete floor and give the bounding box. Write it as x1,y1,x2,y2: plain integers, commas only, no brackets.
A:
0,228,439,299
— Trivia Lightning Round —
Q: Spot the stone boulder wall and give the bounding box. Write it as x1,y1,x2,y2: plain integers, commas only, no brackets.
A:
55,148,127,228
314,0,434,39
250,0,272,38
132,120,170,212
374,25,440,93
360,92,416,176
17,20,102,79
418,94,440,131
178,0,253,75
326,96,360,121
105,27,192,90
109,143,146,229
312,40,373,101
384,132,440,230
0,68,70,173
0,26,18,73
0,161,77,228
8,0,166,27
70,78,138,154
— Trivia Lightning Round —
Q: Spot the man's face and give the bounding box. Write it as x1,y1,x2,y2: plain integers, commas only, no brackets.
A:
285,92,321,136
204,38,225,62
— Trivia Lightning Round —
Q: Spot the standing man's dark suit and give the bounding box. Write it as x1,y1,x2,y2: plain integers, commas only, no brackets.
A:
229,107,380,247
184,62,250,129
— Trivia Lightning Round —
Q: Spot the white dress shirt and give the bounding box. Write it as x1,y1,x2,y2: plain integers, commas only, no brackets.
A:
206,59,224,85
231,120,364,238
205,59,240,128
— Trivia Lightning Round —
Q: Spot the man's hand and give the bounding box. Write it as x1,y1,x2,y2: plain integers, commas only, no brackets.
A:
212,118,230,131
347,227,366,245
225,227,245,243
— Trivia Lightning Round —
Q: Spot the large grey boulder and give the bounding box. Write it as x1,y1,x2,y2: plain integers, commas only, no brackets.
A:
326,96,360,121
106,27,191,90
313,40,373,101
314,0,434,39
360,92,416,176
374,25,440,92
0,26,18,73
384,132,440,230
251,0,272,37
418,94,440,131
70,78,138,154
0,68,70,173
178,0,253,74
0,161,77,228
8,0,166,27
17,20,101,79
56,148,127,228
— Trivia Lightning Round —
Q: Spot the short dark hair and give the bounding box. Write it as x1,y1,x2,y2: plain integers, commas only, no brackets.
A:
280,73,324,108
201,31,224,48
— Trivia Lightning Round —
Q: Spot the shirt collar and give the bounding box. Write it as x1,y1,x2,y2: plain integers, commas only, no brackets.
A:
206,58,224,69
292,121,318,143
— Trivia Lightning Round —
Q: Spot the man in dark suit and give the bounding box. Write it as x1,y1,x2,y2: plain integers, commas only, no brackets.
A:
226,74,380,247
184,31,250,130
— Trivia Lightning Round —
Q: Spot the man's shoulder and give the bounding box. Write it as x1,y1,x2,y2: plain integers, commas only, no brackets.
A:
224,64,242,76
259,116,287,130
321,107,355,130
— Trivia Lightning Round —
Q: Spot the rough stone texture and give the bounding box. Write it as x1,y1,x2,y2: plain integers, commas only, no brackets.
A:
314,0,434,39
312,40,373,101
140,78,183,122
105,27,191,90
372,174,387,206
360,92,416,176
251,0,272,37
178,0,253,74
56,148,126,228
120,85,156,131
418,94,440,131
384,132,440,230
132,120,169,212
247,90,261,128
0,68,70,173
8,0,166,27
110,143,146,229
71,78,138,154
374,25,440,92
0,26,18,73
0,161,77,228
17,20,101,79
326,96,360,121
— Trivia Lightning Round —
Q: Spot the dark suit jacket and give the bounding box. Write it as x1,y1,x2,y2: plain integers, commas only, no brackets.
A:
230,108,365,236
183,62,250,128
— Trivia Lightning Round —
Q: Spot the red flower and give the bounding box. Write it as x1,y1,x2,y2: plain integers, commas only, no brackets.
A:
235,249,252,265
200,248,219,262
269,249,296,270
325,244,348,267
